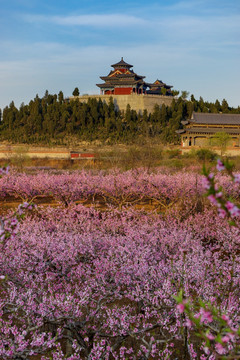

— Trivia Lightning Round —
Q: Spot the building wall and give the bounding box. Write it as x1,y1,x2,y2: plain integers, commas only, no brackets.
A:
114,87,132,95
194,136,209,146
181,147,240,156
69,93,174,114
181,134,240,148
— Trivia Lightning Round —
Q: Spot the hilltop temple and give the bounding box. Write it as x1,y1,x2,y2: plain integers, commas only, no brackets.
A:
96,57,173,96
70,58,174,113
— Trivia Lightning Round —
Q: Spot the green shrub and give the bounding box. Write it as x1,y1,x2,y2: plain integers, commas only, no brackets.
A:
195,148,217,161
165,149,181,159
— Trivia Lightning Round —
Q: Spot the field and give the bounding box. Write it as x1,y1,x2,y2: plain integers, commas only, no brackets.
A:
0,161,240,359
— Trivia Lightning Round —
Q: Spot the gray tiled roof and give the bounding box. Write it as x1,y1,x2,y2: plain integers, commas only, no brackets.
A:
190,112,240,125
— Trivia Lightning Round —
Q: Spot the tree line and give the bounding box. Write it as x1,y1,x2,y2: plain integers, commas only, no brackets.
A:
0,90,239,145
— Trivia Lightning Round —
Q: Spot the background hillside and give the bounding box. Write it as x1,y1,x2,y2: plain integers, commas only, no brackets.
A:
1,92,239,145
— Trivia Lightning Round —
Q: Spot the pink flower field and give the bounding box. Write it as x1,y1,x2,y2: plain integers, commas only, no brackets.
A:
0,166,240,359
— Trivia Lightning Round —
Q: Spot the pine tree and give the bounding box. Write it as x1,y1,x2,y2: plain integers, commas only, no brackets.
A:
58,91,64,104
72,87,80,96
221,99,229,113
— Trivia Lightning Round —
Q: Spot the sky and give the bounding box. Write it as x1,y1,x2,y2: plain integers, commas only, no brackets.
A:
0,0,240,110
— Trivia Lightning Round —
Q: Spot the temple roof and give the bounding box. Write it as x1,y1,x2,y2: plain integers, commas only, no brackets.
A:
190,112,240,125
148,79,173,89
111,57,133,69
154,79,165,85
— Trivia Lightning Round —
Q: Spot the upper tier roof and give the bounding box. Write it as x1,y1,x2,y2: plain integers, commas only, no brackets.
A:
100,73,145,81
190,112,240,125
111,57,133,69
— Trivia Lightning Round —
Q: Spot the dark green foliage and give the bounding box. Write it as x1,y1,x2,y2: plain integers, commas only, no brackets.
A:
72,87,80,96
195,148,217,162
180,90,189,100
0,91,239,145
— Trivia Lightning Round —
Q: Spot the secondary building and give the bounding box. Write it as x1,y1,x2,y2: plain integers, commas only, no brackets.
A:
177,112,240,147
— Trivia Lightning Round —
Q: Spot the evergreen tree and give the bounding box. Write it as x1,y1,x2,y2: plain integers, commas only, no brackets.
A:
125,104,131,123
108,97,115,117
221,99,229,113
198,97,205,111
180,90,189,100
215,99,221,111
58,91,64,104
151,104,161,123
72,87,80,96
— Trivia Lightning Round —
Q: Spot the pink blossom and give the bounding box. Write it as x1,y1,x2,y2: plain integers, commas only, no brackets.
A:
221,314,229,322
200,310,213,323
221,335,230,343
185,319,193,328
216,159,225,171
234,173,240,183
208,194,218,206
177,303,185,313
202,177,211,190
215,191,223,198
206,332,215,340
225,201,240,217
218,208,227,218
215,343,226,355
225,201,235,211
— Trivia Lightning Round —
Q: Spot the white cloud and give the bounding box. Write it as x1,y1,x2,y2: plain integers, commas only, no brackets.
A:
24,13,147,27
22,9,240,47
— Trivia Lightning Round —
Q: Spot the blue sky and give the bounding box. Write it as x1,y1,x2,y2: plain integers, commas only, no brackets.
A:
1,0,240,110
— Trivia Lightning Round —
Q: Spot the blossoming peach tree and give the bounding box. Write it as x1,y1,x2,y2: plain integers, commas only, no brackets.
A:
176,158,240,359
1,163,240,359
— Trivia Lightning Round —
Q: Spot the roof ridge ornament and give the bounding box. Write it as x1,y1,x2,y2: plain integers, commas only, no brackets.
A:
111,58,133,69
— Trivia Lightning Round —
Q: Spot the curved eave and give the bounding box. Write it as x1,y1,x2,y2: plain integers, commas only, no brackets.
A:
96,83,114,88
176,129,186,134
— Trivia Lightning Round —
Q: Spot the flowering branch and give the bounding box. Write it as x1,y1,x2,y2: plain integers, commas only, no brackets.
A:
203,159,240,223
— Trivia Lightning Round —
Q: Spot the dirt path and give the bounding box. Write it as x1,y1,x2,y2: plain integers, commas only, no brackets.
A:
0,195,161,215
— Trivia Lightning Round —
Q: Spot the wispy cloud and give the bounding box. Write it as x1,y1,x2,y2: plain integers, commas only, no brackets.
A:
22,10,240,43
23,13,147,27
